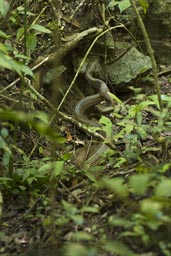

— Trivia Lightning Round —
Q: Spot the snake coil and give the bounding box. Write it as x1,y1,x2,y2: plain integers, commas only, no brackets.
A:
74,60,114,168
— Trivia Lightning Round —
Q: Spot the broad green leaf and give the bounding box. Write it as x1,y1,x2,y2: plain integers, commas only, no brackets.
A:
109,215,132,227
161,95,171,102
30,24,51,34
148,95,160,109
128,105,137,118
63,243,88,256
0,42,8,53
26,32,37,53
62,200,78,215
140,199,164,230
16,27,24,41
13,60,33,76
155,179,171,197
71,231,92,241
38,162,53,172
33,111,49,123
140,199,162,217
0,128,8,138
99,116,113,138
139,100,155,109
70,214,84,225
119,0,131,12
136,111,142,126
0,0,9,17
0,136,6,149
129,174,151,195
0,51,33,76
3,151,11,167
52,161,64,176
101,177,129,197
0,29,10,39
84,171,98,183
0,51,15,70
105,240,136,256
137,126,147,139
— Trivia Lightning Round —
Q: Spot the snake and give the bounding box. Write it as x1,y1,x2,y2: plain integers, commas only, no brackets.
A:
74,60,114,168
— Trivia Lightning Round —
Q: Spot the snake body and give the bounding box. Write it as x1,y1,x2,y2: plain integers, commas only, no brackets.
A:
85,61,114,108
74,60,114,168
75,93,103,127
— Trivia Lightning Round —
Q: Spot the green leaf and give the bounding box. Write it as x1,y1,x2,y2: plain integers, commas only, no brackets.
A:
148,95,160,109
0,136,6,149
105,240,136,256
101,177,129,198
81,206,99,213
124,121,135,134
33,111,49,123
138,0,149,14
0,51,33,76
129,174,151,195
62,200,78,215
14,54,30,60
109,215,132,228
26,32,37,53
113,157,127,168
70,214,84,225
128,105,138,118
140,199,162,218
13,60,33,76
136,111,142,125
0,128,8,138
30,24,51,34
71,231,92,241
110,92,123,104
107,0,120,10
63,243,88,256
52,161,64,176
155,179,171,197
0,0,9,17
0,42,8,53
0,51,15,70
16,6,35,16
118,0,131,12
139,100,155,109
137,126,147,139
3,151,11,167
16,27,24,41
0,29,10,39
99,116,113,138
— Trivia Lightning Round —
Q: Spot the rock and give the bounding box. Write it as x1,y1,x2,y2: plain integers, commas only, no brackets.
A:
105,47,151,85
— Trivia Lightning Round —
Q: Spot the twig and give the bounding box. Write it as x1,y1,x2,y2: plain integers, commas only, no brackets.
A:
130,0,163,111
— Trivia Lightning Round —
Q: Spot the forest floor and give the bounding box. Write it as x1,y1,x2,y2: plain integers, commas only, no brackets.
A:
1,1,171,256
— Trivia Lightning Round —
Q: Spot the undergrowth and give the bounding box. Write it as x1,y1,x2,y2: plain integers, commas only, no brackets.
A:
0,1,171,256
1,90,171,256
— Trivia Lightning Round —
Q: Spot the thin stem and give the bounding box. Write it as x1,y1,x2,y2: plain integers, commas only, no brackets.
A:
130,0,163,111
